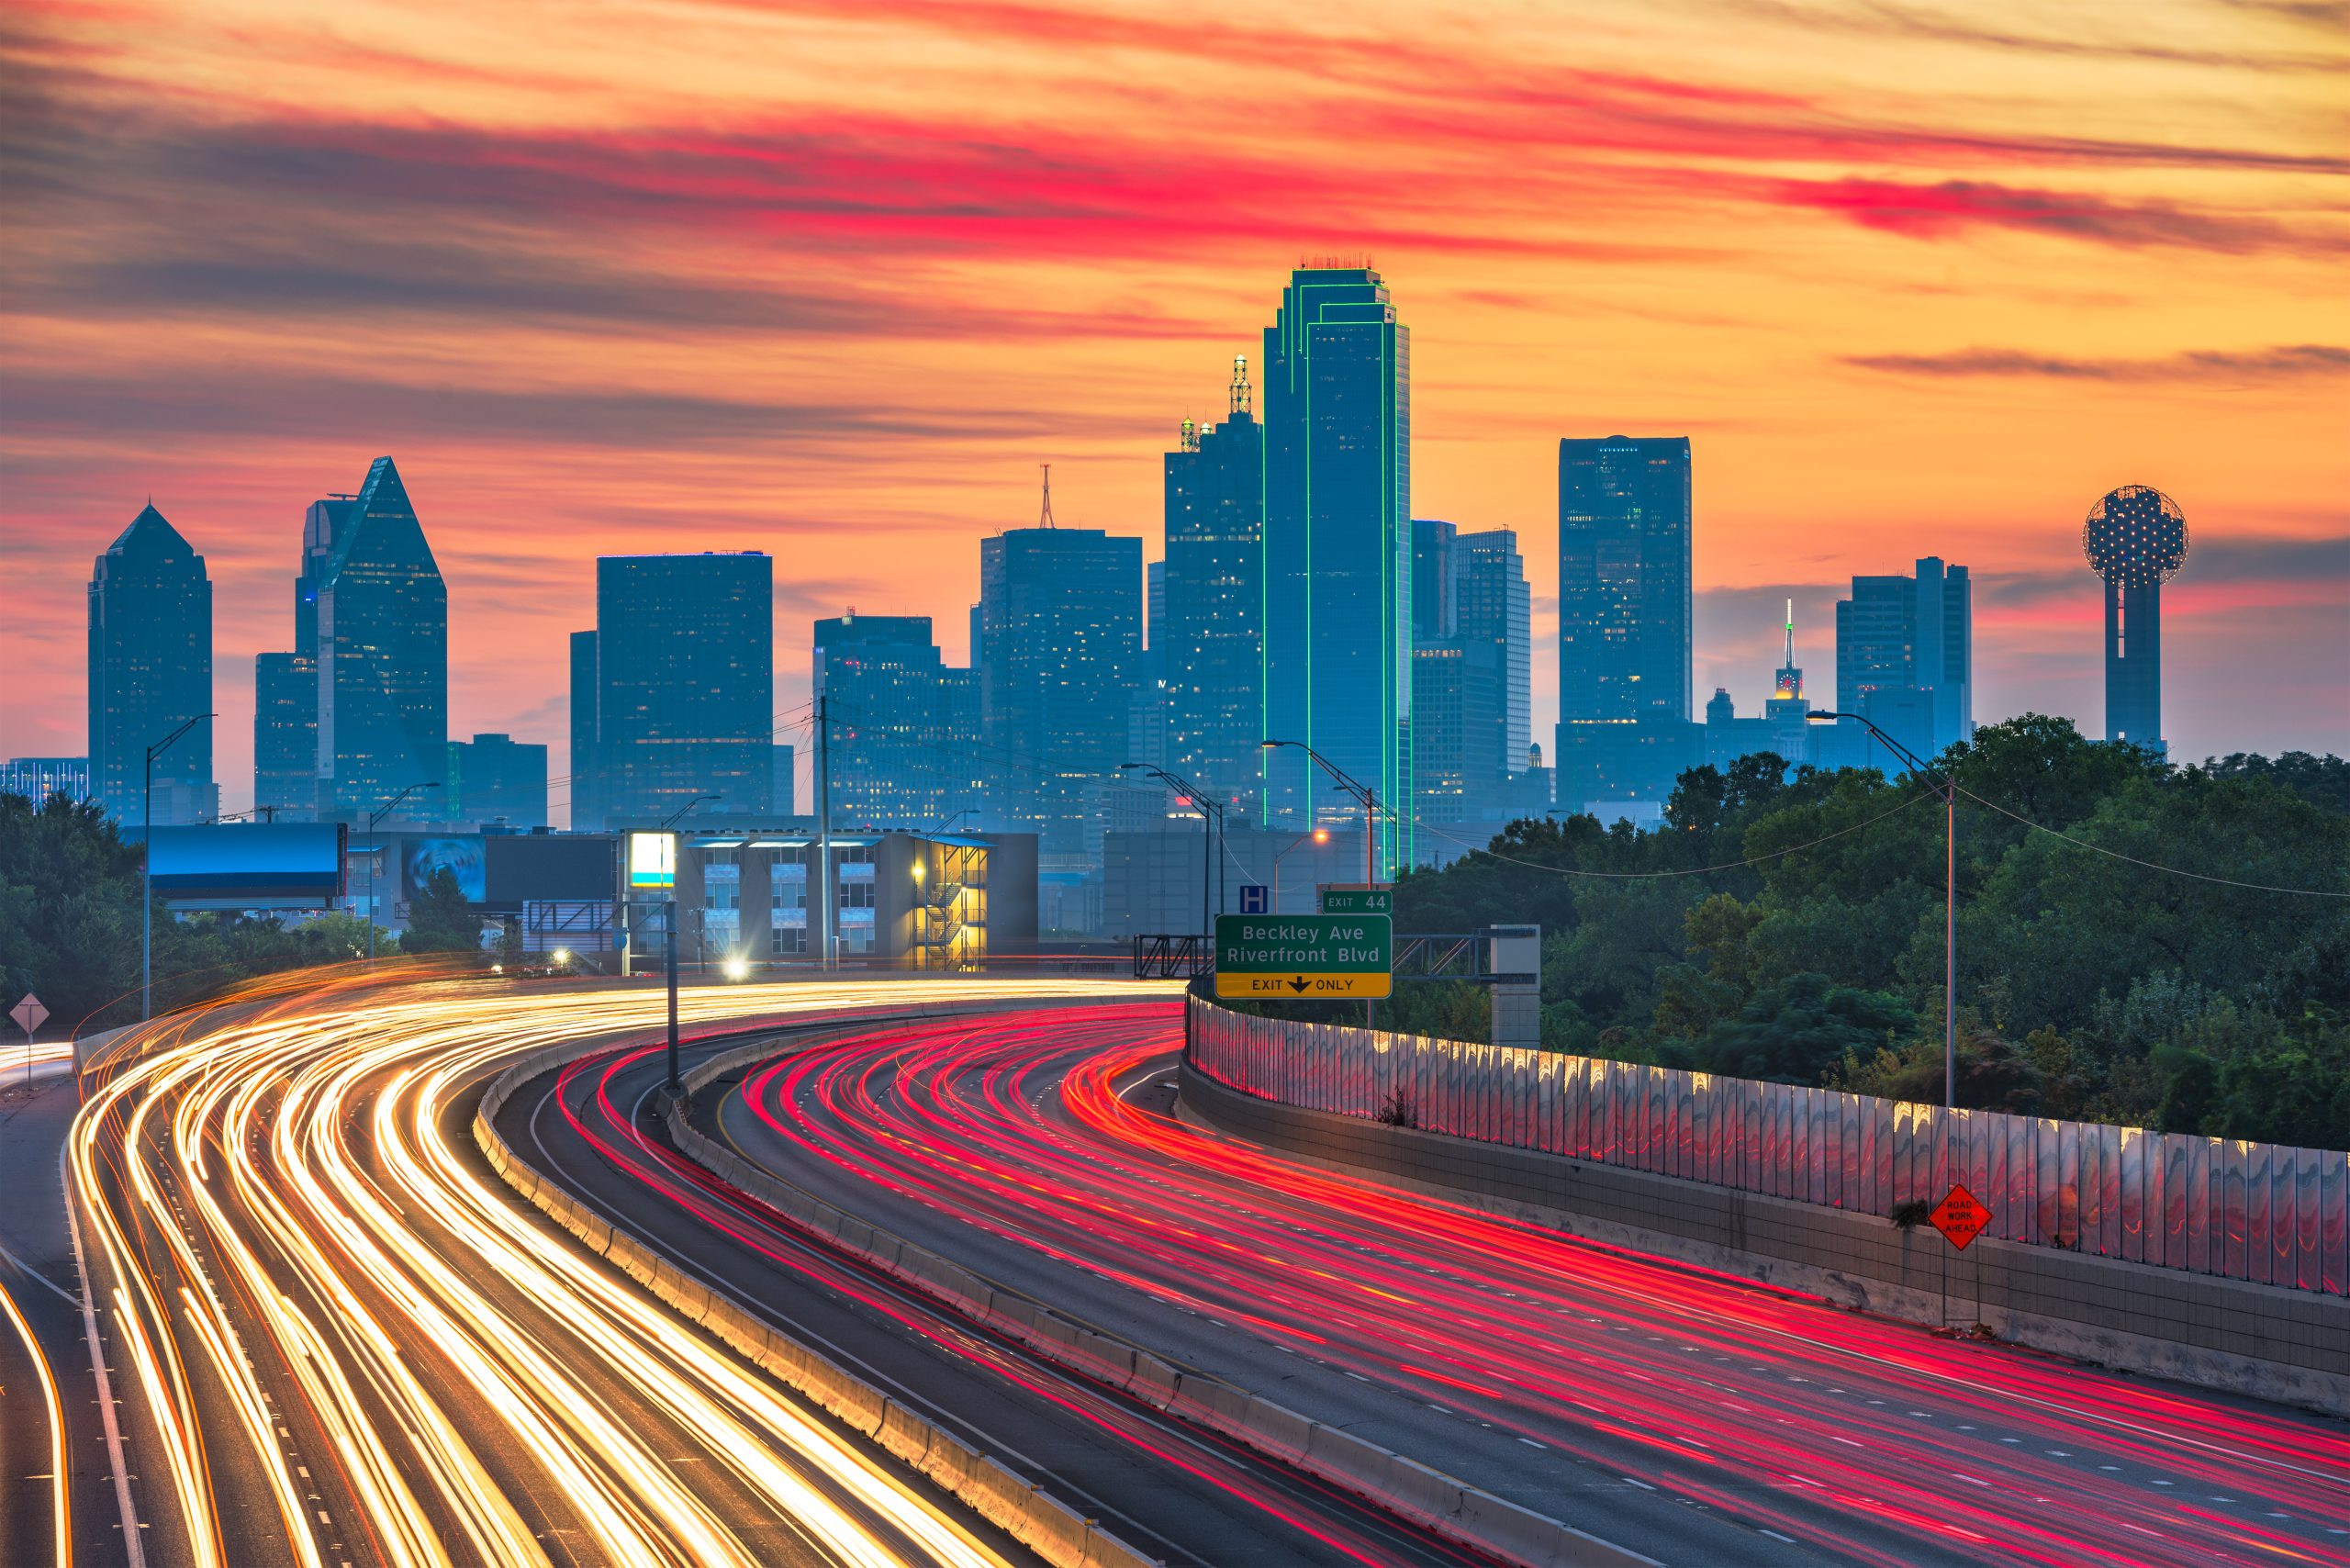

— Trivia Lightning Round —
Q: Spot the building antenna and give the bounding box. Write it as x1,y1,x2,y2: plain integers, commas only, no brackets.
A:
1038,463,1057,529
1783,598,1796,668
1231,353,1252,417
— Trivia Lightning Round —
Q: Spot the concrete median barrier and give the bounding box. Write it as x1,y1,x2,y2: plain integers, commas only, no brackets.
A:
659,1066,1659,1568
469,1016,1164,1568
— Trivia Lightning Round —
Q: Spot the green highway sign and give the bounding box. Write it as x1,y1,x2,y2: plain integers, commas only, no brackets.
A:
1214,914,1393,1000
1317,884,1393,916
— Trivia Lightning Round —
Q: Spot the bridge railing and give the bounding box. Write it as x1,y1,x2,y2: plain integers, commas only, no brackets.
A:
1184,992,2350,1297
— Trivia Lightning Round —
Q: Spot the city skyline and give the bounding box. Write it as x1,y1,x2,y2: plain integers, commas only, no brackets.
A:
6,2,2346,812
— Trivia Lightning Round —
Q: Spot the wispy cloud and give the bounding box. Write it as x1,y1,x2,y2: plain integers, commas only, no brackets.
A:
1845,343,2350,379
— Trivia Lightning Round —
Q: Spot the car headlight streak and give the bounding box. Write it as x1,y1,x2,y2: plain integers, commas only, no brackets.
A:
68,977,1145,1567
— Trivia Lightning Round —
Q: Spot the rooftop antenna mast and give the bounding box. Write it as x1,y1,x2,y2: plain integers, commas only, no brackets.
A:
1037,463,1057,529
1231,353,1252,417
1783,598,1796,668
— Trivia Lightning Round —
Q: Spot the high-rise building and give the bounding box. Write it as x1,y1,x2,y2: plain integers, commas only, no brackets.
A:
1261,265,1412,870
252,652,317,819
88,502,215,825
1409,521,1530,846
568,630,599,829
2083,486,2189,756
1834,557,1973,760
771,744,796,819
448,733,549,827
1455,530,1531,784
1556,437,1695,806
315,458,447,823
1412,518,1458,643
1,757,91,805
589,553,774,823
1558,437,1692,723
813,613,971,830
1161,354,1266,819
976,513,1141,860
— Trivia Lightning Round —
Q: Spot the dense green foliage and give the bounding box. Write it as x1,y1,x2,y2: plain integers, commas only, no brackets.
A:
0,793,396,1036
1379,718,2350,1148
399,866,487,954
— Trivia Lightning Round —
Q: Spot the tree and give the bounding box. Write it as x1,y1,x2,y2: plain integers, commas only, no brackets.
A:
399,868,483,955
1695,971,1915,1085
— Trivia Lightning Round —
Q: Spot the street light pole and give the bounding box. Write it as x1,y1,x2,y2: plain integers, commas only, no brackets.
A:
1810,711,1957,1108
666,894,680,1092
141,712,213,1021
364,781,442,964
1260,739,1378,881
1271,828,1330,915
1120,762,1224,941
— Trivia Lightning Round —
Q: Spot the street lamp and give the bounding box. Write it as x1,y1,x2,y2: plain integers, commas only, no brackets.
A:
661,794,719,829
141,711,214,1021
1811,711,1958,1108
364,782,442,964
1261,739,1379,884
1120,762,1225,938
1270,827,1330,915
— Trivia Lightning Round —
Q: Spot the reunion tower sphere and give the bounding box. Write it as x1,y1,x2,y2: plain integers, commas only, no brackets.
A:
2082,484,2189,587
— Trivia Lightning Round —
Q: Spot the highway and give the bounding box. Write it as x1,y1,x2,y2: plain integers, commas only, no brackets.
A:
40,971,1520,1568
684,1000,2350,1568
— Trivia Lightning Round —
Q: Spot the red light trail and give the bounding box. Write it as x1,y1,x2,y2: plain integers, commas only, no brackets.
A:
706,1002,2350,1567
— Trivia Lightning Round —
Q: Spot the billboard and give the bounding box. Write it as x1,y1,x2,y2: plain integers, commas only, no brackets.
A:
399,835,487,904
628,832,675,890
148,823,347,910
486,834,617,910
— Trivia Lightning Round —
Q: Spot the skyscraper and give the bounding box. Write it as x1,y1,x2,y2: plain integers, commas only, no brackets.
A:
88,502,215,824
252,652,316,818
1834,557,1973,759
1410,521,1529,842
447,733,549,827
2083,486,2189,756
569,629,600,829
1557,436,1692,723
976,513,1141,859
589,553,774,823
1261,265,1412,869
1162,354,1266,819
812,613,970,830
1555,437,1695,805
315,458,447,823
1454,530,1531,786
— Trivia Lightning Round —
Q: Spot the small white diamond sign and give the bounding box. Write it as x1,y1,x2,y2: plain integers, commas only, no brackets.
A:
10,993,48,1037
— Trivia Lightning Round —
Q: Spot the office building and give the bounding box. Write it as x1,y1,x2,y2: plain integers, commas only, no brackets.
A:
569,630,599,829
2084,486,2189,756
976,511,1142,859
1161,354,1266,820
1556,437,1695,807
1261,265,1413,870
771,744,796,819
812,613,972,830
1,757,90,805
588,553,774,823
88,502,215,825
252,653,317,818
1407,521,1529,846
1834,557,1973,762
315,458,448,823
1455,529,1532,786
448,733,549,828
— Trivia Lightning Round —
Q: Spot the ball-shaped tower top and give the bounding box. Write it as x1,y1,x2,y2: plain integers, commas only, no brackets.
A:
2083,485,2188,588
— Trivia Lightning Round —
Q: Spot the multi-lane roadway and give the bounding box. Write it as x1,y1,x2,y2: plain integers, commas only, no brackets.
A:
693,1002,2350,1568
11,974,2349,1567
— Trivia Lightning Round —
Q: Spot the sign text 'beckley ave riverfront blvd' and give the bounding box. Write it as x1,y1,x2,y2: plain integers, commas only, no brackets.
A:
1214,913,1393,1000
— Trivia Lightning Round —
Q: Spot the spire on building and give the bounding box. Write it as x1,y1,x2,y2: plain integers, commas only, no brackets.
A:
1180,416,1199,453
1037,463,1057,529
1773,598,1805,702
1230,353,1252,417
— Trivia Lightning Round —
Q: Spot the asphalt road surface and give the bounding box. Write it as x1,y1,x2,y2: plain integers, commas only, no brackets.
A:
692,1000,2350,1568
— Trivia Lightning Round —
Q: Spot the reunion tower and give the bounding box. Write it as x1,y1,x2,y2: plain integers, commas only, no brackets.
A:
2082,485,2189,756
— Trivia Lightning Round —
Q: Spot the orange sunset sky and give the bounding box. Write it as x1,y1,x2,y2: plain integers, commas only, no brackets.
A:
3,0,2345,823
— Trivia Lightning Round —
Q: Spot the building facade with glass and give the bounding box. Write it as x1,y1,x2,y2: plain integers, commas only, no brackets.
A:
88,502,216,825
588,553,774,824
315,458,448,824
1161,355,1266,821
1261,265,1413,870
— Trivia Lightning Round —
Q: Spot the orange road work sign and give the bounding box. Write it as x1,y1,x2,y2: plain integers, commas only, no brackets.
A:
1930,1183,1992,1251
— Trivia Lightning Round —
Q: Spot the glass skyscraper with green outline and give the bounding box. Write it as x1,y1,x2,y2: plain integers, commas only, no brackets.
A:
1260,265,1412,872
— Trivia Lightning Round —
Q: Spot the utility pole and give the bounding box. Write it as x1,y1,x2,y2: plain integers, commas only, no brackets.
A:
665,894,680,1091
817,691,834,971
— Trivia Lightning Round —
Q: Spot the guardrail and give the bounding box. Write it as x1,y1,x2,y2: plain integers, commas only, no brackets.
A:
1185,993,2350,1298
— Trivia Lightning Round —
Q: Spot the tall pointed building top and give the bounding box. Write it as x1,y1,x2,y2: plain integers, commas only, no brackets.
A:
1037,463,1057,529
103,499,196,561
1230,353,1252,417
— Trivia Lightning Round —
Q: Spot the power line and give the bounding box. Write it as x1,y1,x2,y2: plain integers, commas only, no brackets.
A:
1407,788,1942,880
1952,784,2350,899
